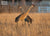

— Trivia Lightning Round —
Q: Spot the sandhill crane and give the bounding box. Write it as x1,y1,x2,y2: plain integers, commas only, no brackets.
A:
15,4,35,26
18,6,32,24
25,15,32,24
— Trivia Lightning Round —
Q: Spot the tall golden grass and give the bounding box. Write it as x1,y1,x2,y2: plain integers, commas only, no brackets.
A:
0,13,50,36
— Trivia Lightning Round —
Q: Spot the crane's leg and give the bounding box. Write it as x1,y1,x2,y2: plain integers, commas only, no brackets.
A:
22,20,25,26
17,22,18,27
15,22,18,29
25,22,26,25
28,22,30,27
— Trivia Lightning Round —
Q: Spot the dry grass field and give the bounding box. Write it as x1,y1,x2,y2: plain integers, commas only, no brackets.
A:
0,13,50,36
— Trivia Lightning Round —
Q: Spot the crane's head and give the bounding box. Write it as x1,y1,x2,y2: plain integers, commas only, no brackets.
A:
32,4,35,7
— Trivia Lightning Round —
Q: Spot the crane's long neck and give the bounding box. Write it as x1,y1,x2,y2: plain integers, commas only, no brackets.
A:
25,5,33,16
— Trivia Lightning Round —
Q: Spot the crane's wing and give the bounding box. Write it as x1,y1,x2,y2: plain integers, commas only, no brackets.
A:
25,15,32,23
